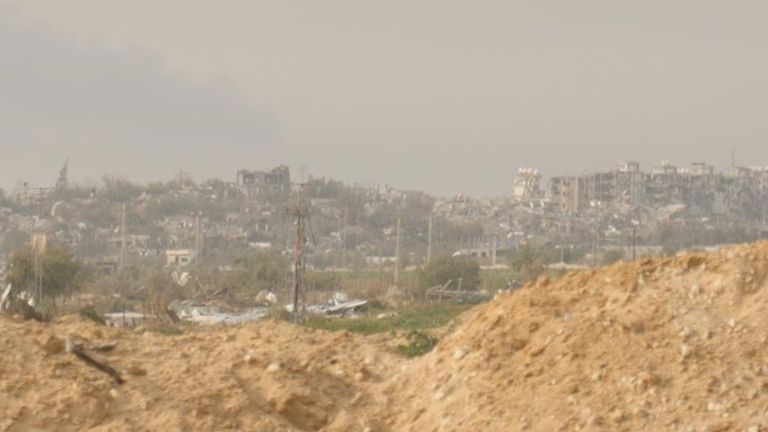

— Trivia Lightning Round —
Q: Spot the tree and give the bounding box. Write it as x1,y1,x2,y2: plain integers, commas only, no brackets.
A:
145,268,184,303
56,158,69,189
101,175,142,203
509,244,545,281
418,255,481,292
510,243,537,272
5,246,82,310
220,250,289,301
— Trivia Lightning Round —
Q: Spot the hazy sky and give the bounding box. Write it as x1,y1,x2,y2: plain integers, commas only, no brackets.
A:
1,1,767,196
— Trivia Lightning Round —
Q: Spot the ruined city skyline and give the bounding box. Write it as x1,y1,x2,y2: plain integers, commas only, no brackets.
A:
4,3,768,429
3,156,765,200
3,157,766,281
3,1,768,195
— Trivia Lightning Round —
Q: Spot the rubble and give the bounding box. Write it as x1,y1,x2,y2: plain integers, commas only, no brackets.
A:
64,336,124,385
170,300,268,326
303,292,369,317
104,312,149,328
5,160,768,280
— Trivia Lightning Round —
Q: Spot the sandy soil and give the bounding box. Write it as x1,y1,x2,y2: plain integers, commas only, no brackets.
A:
2,242,768,431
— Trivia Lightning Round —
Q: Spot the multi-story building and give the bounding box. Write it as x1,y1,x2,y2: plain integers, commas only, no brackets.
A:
236,165,291,199
548,161,768,225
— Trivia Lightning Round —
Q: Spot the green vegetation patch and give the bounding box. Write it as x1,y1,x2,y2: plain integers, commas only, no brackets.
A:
303,303,472,335
397,331,438,358
78,306,106,325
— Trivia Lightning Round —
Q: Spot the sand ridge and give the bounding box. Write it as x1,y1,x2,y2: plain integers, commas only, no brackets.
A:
2,242,768,431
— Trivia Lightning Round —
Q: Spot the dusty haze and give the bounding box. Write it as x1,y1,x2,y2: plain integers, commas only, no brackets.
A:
1,0,767,195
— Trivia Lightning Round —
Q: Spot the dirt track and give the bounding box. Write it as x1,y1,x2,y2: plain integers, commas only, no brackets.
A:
2,242,768,431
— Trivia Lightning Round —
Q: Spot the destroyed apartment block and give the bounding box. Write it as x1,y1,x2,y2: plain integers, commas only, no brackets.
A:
236,165,291,200
547,161,768,225
512,168,543,204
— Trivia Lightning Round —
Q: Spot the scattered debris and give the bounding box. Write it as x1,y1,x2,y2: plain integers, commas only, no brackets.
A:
88,341,118,352
255,290,278,306
104,312,151,328
170,300,268,325
2,241,768,431
425,280,492,304
65,336,124,385
303,293,369,317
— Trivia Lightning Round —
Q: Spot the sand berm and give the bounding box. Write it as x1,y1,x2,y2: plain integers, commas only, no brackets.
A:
2,241,768,431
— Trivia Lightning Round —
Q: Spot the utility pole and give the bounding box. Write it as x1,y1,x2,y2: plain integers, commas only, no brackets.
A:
32,217,43,305
194,212,204,256
632,226,637,261
377,254,384,289
119,203,127,269
592,231,598,268
287,184,308,324
36,251,43,304
491,235,497,267
394,216,401,286
341,206,348,269
630,219,639,261
426,212,433,265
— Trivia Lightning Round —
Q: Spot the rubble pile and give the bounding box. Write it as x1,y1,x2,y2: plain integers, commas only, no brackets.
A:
2,241,768,431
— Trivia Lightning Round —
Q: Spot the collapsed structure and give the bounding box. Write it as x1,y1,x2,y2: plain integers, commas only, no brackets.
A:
549,161,768,224
3,159,768,279
236,166,291,200
512,168,542,204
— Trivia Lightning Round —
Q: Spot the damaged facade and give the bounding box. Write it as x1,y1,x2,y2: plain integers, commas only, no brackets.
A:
236,165,291,200
548,162,768,224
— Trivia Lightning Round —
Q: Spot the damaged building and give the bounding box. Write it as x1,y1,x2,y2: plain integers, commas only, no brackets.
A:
548,162,768,225
236,165,291,200
512,168,542,204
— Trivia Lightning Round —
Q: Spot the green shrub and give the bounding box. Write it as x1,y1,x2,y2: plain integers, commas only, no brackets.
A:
397,331,438,357
303,303,470,335
417,255,481,299
78,306,106,325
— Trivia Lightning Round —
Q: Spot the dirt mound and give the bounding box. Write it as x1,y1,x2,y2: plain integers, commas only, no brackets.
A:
388,243,768,431
0,317,399,431
2,242,768,431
